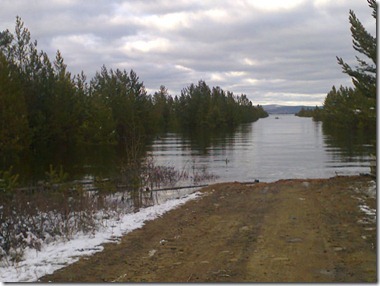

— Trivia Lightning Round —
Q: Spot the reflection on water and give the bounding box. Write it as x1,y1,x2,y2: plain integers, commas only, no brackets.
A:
322,123,376,159
1,145,121,185
1,114,375,185
147,114,375,183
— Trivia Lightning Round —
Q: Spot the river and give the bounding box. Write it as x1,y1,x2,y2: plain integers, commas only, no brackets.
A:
147,114,375,183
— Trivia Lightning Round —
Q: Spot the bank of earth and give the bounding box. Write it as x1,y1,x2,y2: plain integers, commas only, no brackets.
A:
40,175,376,283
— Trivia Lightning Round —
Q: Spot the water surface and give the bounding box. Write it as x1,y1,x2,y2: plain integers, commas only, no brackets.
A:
148,114,375,183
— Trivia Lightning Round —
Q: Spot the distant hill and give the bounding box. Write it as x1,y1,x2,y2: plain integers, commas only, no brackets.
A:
262,105,319,114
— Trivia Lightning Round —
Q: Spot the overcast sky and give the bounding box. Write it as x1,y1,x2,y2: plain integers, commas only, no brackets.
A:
0,0,376,106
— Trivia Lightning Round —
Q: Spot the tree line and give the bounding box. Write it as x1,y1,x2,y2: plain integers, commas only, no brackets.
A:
0,17,268,154
297,0,376,132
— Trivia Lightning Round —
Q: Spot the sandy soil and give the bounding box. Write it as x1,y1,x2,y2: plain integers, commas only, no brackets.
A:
39,175,376,283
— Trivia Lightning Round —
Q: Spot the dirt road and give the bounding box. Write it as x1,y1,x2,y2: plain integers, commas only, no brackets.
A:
40,176,376,283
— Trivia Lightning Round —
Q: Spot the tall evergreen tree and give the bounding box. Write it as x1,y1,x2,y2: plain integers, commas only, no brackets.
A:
0,53,30,151
336,0,377,99
318,0,376,130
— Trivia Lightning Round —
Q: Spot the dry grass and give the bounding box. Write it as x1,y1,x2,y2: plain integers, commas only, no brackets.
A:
0,159,218,265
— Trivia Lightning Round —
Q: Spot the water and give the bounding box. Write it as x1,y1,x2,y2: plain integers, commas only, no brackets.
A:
1,114,375,185
147,114,375,183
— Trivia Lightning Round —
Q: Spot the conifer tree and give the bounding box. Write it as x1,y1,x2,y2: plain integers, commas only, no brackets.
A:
336,0,377,99
318,0,377,130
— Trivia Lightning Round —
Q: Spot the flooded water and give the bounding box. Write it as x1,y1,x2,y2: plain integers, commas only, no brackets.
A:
2,114,375,185
148,114,375,183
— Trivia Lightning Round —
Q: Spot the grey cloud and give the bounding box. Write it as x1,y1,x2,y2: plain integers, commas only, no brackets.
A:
0,0,375,105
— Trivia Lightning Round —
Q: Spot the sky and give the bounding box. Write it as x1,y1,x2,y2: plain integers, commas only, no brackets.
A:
0,0,376,106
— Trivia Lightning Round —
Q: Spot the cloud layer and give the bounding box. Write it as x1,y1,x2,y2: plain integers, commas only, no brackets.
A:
0,0,375,105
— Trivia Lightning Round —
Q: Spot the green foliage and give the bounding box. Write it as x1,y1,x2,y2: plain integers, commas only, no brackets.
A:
321,85,375,130
0,166,19,194
49,51,85,145
0,17,267,160
44,164,69,185
152,85,172,131
318,0,376,131
295,106,323,121
0,53,30,152
170,80,268,131
336,0,377,99
89,66,155,146
295,107,314,117
0,17,86,148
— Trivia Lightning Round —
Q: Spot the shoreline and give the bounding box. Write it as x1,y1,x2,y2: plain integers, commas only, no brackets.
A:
37,175,376,283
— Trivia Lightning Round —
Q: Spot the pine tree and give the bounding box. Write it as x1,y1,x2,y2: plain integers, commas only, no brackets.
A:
336,0,377,99
0,53,30,151
319,0,377,130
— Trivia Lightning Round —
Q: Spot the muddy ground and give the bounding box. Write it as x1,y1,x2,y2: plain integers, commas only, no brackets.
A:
40,175,376,283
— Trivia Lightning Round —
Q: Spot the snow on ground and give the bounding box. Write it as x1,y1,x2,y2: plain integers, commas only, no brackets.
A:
363,180,376,199
352,180,377,226
0,191,202,282
359,181,376,223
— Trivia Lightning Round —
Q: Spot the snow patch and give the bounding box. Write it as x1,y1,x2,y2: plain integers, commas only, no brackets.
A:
365,180,376,198
351,180,377,225
0,191,201,282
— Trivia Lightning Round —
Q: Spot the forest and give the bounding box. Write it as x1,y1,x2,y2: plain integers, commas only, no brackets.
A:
0,17,268,155
0,17,270,263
